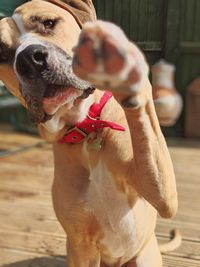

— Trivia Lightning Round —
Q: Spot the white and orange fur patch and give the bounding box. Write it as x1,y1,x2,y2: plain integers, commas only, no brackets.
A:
85,159,155,266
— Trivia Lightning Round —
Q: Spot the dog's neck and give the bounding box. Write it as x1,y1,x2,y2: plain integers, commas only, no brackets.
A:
39,90,102,142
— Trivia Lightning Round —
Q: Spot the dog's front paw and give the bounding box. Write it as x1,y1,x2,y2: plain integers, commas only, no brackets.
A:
72,20,149,94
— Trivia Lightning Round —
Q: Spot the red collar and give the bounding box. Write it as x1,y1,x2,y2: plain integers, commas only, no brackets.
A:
58,91,125,144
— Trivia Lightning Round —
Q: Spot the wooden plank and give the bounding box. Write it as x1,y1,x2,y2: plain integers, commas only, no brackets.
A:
163,254,200,267
180,0,195,41
1,229,199,264
0,247,66,267
138,0,148,41
164,0,181,62
1,127,200,266
156,221,200,242
3,247,200,267
0,173,52,193
0,199,55,221
113,0,122,27
0,229,66,256
158,236,200,260
193,0,200,42
129,0,139,41
147,0,166,42
121,0,130,36
104,0,114,21
0,183,52,204
94,0,105,20
0,215,63,236
137,41,162,51
180,42,200,53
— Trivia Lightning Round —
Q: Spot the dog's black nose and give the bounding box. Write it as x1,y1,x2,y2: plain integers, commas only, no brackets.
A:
15,45,48,79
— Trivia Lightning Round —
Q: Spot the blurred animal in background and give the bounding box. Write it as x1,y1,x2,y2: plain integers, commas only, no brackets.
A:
151,59,183,127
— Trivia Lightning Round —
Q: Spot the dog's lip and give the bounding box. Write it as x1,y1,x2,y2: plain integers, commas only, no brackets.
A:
43,86,76,103
42,86,81,115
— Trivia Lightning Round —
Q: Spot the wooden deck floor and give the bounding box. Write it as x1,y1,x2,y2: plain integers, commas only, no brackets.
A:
0,125,199,267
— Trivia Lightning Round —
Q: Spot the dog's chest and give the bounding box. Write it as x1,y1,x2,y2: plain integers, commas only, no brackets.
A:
86,161,137,262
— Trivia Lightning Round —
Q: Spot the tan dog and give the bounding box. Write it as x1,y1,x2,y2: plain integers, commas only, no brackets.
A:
0,1,181,266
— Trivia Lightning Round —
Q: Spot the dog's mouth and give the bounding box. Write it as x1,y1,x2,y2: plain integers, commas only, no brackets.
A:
20,82,94,124
42,85,82,115
15,42,94,124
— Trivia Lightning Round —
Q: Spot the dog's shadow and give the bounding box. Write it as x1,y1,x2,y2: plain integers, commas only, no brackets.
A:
1,255,66,267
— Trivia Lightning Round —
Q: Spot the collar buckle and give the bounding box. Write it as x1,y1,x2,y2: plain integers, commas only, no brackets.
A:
59,126,87,144
58,91,125,144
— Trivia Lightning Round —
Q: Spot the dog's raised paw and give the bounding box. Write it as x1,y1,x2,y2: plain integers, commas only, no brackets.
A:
72,20,149,93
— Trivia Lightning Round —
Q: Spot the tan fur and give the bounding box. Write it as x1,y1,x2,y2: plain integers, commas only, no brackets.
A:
159,229,182,253
46,0,96,26
0,1,180,266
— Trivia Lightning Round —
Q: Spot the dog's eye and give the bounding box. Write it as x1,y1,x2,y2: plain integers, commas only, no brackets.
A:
43,19,57,29
0,44,9,62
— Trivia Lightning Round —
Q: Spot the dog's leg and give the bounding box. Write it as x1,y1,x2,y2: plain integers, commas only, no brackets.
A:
67,239,100,267
72,21,178,219
125,235,162,267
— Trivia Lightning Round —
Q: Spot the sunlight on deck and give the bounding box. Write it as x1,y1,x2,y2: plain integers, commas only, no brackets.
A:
0,126,200,267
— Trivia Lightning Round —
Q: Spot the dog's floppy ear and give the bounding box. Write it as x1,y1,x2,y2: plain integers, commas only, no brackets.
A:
47,0,96,27
0,17,26,107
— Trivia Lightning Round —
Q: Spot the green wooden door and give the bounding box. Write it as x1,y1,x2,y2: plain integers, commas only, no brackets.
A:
164,0,200,136
93,0,200,137
93,0,167,64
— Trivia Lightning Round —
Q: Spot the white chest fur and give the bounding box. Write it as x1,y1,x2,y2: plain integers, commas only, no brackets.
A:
86,160,137,263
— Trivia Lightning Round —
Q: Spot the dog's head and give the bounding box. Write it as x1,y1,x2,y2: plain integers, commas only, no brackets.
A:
0,0,96,126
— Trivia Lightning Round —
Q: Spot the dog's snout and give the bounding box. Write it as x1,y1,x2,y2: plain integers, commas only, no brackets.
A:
32,49,48,66
15,45,48,79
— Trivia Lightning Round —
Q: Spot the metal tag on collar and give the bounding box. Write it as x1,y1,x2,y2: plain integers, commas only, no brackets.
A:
87,133,103,151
